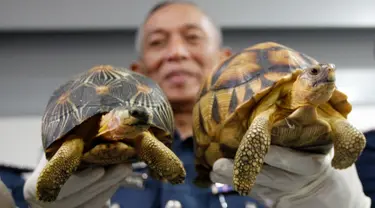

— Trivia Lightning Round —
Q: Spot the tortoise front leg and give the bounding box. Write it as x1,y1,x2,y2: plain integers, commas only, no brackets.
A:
233,107,275,196
135,131,186,184
331,119,366,169
36,136,84,202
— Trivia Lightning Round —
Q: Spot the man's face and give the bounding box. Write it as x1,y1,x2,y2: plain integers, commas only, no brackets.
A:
132,3,231,105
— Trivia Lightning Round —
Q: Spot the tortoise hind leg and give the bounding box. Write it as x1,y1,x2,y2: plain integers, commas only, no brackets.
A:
194,141,229,188
193,160,212,188
135,131,186,184
331,119,366,169
36,136,84,202
233,107,276,196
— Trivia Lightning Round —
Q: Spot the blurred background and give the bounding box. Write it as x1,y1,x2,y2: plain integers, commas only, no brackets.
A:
0,0,374,171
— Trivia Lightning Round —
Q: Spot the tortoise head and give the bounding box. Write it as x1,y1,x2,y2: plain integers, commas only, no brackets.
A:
105,106,153,139
292,63,336,106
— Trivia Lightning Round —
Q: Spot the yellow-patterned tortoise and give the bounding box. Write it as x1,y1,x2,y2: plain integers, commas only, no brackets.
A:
37,65,186,202
192,42,366,195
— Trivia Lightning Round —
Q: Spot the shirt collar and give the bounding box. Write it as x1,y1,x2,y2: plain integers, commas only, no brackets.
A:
173,131,194,147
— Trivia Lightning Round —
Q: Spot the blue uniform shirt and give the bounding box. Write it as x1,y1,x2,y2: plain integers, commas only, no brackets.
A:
111,132,264,208
0,166,30,208
355,129,375,207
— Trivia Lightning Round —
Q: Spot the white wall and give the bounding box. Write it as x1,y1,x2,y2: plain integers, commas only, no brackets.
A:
0,117,43,169
1,0,375,30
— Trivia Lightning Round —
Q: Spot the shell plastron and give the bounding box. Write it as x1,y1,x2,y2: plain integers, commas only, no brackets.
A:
192,41,366,196
36,65,186,202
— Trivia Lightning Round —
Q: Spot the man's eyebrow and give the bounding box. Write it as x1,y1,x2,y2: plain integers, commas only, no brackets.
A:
145,29,166,39
184,23,204,31
144,24,204,39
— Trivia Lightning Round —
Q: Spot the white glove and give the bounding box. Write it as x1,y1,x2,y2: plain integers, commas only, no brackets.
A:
0,178,16,208
210,145,372,208
24,154,135,208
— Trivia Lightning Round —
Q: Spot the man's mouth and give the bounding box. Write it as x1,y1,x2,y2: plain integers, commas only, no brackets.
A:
165,71,193,78
165,71,194,84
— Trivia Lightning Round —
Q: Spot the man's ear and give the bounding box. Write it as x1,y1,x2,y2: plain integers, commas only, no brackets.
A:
220,47,233,61
130,61,146,75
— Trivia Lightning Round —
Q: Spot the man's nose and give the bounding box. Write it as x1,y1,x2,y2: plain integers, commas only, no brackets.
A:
165,37,189,61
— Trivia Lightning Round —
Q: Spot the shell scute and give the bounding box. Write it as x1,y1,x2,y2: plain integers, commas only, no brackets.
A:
206,44,317,97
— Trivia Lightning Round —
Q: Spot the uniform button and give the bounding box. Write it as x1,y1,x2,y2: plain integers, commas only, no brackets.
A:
121,173,148,189
165,200,182,208
110,203,121,208
245,202,258,208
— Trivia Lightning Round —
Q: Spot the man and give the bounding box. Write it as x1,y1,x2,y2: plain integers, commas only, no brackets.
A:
110,1,261,207
23,1,371,208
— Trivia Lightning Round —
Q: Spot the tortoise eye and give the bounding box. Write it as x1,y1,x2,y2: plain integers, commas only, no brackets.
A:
310,68,319,75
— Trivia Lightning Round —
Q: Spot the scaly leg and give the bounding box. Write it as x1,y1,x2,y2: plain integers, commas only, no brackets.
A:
36,136,84,202
135,131,186,184
331,119,366,169
233,108,275,196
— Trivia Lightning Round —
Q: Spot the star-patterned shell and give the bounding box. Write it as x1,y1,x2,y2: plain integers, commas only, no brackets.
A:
41,65,175,151
193,42,321,142
193,41,353,148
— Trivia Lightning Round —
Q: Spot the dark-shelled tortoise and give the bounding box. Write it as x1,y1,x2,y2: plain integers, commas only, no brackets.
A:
37,65,186,202
192,42,366,195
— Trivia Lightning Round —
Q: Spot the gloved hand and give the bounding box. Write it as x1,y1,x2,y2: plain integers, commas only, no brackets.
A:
23,154,135,208
210,145,372,208
0,178,16,208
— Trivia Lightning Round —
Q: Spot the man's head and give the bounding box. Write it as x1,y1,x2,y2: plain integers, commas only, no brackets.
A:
131,1,232,108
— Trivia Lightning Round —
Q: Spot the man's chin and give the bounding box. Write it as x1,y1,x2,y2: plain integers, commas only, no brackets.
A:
166,91,198,105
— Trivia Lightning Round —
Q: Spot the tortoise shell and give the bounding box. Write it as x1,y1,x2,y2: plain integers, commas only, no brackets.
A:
192,41,352,165
41,65,175,152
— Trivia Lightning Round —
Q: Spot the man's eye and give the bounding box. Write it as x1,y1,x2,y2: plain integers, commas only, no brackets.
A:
149,40,163,46
186,35,200,41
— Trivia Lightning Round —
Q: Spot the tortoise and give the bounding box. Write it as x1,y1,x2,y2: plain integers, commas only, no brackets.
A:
192,42,366,196
37,65,186,202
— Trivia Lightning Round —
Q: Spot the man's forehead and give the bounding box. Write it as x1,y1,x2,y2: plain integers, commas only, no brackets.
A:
143,3,214,36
